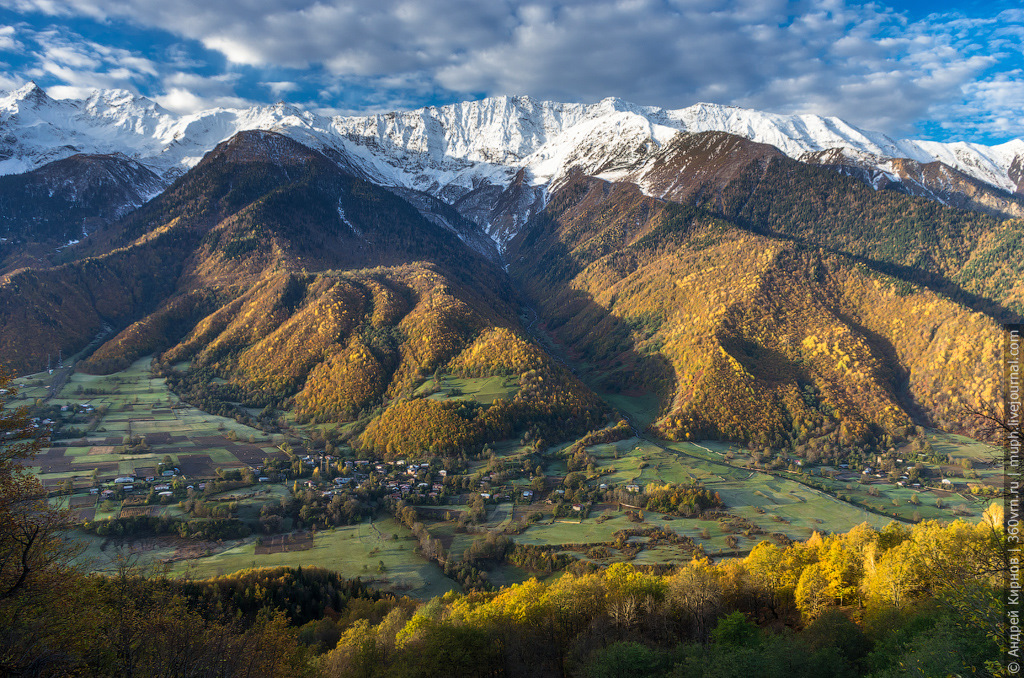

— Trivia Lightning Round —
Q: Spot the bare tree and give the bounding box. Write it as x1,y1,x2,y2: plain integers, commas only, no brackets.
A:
0,370,82,675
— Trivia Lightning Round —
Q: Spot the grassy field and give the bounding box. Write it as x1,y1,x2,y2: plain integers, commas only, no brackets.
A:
73,518,458,599
664,434,1000,524
169,518,457,598
416,373,519,405
26,357,288,495
505,437,897,557
24,354,1003,594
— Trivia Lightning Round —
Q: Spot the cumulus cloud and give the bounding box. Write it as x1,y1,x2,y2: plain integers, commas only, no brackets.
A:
3,0,1022,140
152,71,250,112
0,25,25,53
0,71,25,92
15,27,162,95
263,80,299,98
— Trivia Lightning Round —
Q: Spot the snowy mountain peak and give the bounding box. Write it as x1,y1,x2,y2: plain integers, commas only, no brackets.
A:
0,84,1021,213
2,81,52,109
81,88,166,116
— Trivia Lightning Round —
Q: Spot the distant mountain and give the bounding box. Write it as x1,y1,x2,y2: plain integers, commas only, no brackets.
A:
0,152,163,274
2,84,1021,245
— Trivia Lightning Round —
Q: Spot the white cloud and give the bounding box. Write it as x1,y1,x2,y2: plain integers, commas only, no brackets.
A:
46,84,101,99
201,35,266,66
23,28,160,90
153,71,250,112
263,80,299,97
0,25,24,53
152,87,206,112
0,71,24,91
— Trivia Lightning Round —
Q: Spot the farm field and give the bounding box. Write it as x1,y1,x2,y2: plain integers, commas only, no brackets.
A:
662,434,1001,525
503,436,894,559
16,355,1006,600
18,357,290,494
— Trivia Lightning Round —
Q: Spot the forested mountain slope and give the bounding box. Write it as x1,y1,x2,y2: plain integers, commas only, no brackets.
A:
0,130,603,454
507,174,1002,456
0,120,1015,458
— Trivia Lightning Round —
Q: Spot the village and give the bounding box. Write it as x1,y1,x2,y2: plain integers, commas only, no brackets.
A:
6,354,1002,594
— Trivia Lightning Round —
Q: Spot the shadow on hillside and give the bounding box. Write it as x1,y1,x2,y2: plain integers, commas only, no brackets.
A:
514,286,676,431
717,333,808,386
746,226,1024,326
828,306,935,428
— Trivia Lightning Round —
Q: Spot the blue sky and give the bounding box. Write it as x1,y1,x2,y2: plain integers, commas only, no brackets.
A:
0,0,1020,143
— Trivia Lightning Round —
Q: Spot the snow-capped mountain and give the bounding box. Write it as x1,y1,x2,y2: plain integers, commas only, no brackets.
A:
2,83,1022,238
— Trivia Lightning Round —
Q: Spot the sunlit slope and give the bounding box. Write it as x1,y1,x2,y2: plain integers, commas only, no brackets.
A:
508,174,1001,453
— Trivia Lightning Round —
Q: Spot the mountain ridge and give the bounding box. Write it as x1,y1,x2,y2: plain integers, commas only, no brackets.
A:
2,84,1021,242
0,124,1012,459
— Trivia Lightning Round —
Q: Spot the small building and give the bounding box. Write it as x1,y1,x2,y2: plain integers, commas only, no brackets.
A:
626,484,641,493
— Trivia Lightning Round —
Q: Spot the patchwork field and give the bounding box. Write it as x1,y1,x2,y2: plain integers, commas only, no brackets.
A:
500,437,894,559
16,354,1004,599
17,357,289,492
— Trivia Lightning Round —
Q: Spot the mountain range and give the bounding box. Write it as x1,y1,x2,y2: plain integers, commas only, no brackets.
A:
0,83,1018,462
2,83,1022,238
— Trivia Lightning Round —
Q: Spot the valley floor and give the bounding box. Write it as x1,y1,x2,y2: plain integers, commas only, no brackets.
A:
8,355,1002,596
